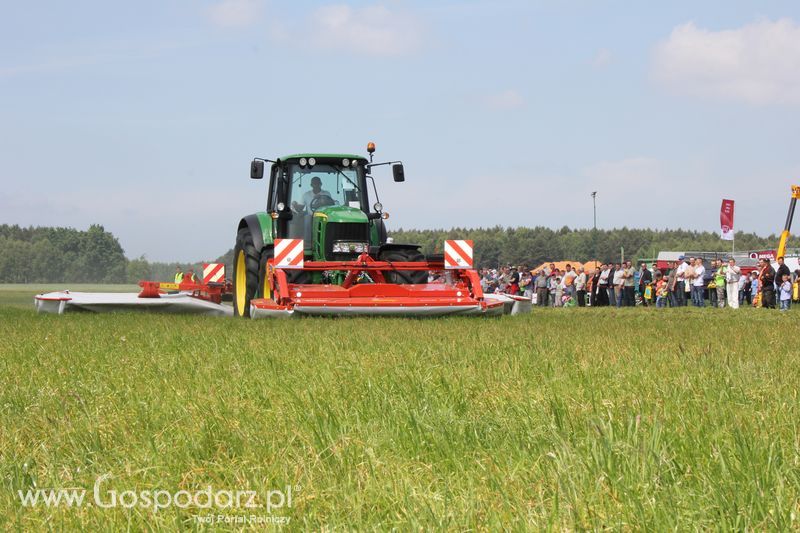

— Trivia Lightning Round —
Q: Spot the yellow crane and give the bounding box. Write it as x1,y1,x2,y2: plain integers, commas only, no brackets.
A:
777,185,800,258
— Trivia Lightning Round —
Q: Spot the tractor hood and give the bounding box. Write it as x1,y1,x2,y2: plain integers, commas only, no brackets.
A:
314,205,369,223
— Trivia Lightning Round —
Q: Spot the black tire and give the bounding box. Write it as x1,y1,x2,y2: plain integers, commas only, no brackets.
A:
379,248,428,284
233,228,261,317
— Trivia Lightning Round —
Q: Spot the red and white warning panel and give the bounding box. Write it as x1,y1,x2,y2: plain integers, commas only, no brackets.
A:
444,240,473,269
202,263,225,284
274,239,304,269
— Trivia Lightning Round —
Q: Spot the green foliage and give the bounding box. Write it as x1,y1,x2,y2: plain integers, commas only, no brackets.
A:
0,224,126,283
389,226,796,267
125,256,152,284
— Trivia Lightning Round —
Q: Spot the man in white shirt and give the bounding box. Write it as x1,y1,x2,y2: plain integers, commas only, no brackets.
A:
575,266,587,307
674,256,688,306
725,258,741,309
292,177,335,213
691,258,706,307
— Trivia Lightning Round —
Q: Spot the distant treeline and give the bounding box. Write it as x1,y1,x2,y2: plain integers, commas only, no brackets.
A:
388,226,796,267
1,224,795,283
0,224,219,284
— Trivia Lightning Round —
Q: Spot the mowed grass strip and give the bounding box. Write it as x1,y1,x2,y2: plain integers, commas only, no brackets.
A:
0,293,799,529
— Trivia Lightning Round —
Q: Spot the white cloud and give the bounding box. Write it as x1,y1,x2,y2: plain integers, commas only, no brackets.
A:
305,4,424,57
591,48,612,69
485,89,525,111
652,18,800,105
206,0,264,28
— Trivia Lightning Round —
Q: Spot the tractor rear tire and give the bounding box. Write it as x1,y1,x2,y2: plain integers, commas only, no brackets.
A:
379,248,428,284
233,228,260,317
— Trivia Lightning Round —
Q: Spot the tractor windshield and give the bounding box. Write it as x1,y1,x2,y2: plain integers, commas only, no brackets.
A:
287,163,364,213
285,162,365,241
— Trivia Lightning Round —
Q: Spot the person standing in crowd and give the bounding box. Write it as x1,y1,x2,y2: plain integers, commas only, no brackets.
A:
597,263,611,306
535,269,549,307
776,257,791,294
612,263,624,307
707,260,718,307
713,259,726,308
520,270,533,299
674,256,688,306
795,269,800,302
638,262,652,307
623,261,636,306
750,271,760,306
563,264,577,302
779,273,792,311
605,263,616,306
666,261,678,306
725,258,741,309
738,267,749,306
507,267,520,295
551,274,563,307
759,258,776,308
655,272,668,308
590,265,602,306
691,258,706,307
575,266,587,307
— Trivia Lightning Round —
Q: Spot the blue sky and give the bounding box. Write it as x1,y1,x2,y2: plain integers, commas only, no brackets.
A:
2,1,800,261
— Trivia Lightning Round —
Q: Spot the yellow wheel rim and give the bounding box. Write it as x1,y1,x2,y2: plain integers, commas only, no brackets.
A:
236,250,247,316
263,264,271,300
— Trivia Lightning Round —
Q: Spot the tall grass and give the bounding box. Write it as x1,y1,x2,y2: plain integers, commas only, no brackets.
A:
0,286,799,529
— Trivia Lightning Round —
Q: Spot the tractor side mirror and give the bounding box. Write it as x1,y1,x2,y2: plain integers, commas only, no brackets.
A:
250,160,264,179
392,163,405,182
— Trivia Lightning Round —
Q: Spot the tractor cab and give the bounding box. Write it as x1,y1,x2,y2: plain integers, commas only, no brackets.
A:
249,150,402,262
268,155,372,255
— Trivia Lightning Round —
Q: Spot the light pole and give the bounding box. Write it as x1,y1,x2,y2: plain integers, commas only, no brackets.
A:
591,191,598,265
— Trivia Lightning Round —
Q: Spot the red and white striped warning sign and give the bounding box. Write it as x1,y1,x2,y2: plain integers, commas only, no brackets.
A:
202,263,225,283
274,239,304,269
444,240,473,269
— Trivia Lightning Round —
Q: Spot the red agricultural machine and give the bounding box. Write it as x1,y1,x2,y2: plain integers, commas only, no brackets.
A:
35,144,526,317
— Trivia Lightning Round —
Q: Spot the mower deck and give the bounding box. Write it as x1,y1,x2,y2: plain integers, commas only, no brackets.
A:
250,282,505,318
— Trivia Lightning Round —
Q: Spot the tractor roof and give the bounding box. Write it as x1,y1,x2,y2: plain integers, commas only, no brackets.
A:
280,153,367,162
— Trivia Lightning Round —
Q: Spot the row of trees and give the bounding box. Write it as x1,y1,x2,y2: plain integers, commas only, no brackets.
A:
0,224,127,283
1,224,794,283
0,224,218,284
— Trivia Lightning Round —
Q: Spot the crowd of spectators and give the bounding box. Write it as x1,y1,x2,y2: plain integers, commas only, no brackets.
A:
478,256,800,310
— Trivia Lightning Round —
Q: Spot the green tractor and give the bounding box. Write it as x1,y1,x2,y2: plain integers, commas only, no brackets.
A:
232,144,427,317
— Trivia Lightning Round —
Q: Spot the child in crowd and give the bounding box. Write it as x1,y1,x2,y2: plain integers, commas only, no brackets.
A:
562,291,574,307
750,271,760,307
780,274,792,311
655,273,668,308
553,277,564,307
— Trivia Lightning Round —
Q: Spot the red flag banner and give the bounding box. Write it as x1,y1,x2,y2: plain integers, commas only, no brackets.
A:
720,199,735,241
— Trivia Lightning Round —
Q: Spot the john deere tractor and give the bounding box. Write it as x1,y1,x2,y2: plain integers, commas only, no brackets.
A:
233,144,427,317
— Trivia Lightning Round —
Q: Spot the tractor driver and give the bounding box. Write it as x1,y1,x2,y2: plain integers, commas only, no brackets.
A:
292,176,335,213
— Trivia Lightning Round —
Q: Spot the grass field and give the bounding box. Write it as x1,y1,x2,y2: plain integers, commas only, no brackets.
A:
1,284,800,530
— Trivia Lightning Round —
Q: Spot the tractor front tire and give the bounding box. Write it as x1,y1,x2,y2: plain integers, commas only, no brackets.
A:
233,228,261,317
379,248,428,284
